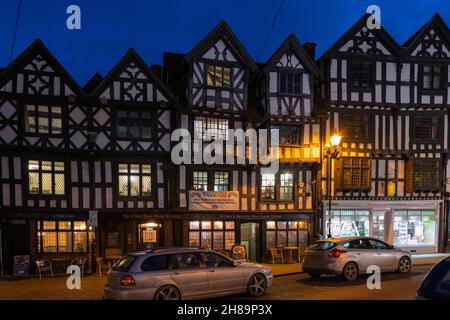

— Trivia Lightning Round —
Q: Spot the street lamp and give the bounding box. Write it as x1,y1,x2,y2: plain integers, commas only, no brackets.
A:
326,130,341,238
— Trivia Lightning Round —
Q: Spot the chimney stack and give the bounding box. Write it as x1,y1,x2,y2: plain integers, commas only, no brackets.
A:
303,42,316,60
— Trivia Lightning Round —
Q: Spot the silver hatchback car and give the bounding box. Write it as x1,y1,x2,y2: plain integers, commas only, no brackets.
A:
303,236,412,281
104,247,273,300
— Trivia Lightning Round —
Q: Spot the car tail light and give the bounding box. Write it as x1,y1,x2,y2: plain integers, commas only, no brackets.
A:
328,248,347,258
120,275,136,287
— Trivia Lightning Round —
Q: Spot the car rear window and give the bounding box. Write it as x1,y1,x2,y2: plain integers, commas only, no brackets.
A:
308,241,337,251
112,255,139,272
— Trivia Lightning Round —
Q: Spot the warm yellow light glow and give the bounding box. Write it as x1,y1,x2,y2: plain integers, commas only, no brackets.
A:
330,132,342,147
141,222,161,228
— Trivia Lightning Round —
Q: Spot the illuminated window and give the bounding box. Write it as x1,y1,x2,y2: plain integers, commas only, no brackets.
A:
25,105,62,135
194,116,229,141
207,65,231,88
193,171,208,191
266,220,309,249
117,110,152,139
28,160,65,195
214,172,229,191
261,174,276,200
37,220,88,253
118,163,152,196
280,173,294,200
189,220,235,250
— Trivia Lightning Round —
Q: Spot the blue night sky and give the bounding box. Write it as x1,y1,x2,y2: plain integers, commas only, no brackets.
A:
0,0,449,85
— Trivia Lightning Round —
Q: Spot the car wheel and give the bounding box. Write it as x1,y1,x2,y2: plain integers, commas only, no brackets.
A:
342,262,359,282
398,256,411,274
247,273,267,297
308,272,321,279
154,285,181,300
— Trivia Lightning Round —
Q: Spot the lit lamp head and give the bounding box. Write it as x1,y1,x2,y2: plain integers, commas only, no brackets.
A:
330,131,342,147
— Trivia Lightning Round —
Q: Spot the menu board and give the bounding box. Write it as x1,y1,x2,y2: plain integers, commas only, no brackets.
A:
231,245,247,262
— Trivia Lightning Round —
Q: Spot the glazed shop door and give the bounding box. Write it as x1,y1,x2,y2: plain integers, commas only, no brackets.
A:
240,222,260,262
138,222,162,249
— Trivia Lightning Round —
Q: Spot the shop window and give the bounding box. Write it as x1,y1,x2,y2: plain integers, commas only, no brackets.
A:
422,65,444,90
349,61,373,89
192,170,229,191
25,105,62,135
138,222,161,248
37,220,88,253
116,110,152,139
189,220,235,250
207,65,231,88
28,160,65,195
411,158,440,192
394,210,436,246
194,116,229,141
260,173,294,201
413,116,439,142
279,71,302,95
118,163,152,197
342,114,372,141
336,157,371,191
265,220,309,249
326,210,370,238
270,125,301,145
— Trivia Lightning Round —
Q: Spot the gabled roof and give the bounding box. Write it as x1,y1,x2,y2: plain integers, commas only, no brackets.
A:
90,48,174,101
318,13,403,61
185,21,257,72
402,13,450,52
83,73,103,94
0,39,83,96
262,34,320,76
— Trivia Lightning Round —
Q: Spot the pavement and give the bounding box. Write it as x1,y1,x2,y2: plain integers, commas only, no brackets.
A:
0,253,446,300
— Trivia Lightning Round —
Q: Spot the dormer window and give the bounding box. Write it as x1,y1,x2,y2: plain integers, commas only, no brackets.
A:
422,65,444,90
349,61,372,89
279,71,302,95
207,65,231,88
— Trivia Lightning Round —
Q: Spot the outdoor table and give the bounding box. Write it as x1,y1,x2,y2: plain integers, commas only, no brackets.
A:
282,247,301,263
50,258,71,274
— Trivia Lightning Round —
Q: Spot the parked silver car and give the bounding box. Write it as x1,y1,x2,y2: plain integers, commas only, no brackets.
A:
104,247,273,300
303,236,412,281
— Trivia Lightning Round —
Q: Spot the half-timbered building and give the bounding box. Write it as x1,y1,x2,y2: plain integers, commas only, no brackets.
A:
318,13,450,253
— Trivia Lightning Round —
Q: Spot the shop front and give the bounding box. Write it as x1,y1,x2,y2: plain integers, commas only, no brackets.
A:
322,200,443,253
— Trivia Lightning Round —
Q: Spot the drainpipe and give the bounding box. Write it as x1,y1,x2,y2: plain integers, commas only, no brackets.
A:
0,226,3,278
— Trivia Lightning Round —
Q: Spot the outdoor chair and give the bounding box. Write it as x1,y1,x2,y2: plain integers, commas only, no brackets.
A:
269,248,284,264
35,259,53,279
96,257,111,276
71,257,87,277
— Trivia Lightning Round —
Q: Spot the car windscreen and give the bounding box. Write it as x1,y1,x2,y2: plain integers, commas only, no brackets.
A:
417,259,450,299
112,255,139,272
307,241,337,251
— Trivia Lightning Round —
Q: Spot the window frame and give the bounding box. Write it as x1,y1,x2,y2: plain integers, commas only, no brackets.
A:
191,170,230,191
27,160,66,196
270,124,302,146
24,104,63,136
421,64,446,92
115,108,154,140
117,163,153,198
188,220,235,251
336,157,371,191
342,113,373,142
260,172,295,202
412,115,442,143
278,69,303,96
206,64,231,88
412,158,441,192
193,116,229,141
265,220,309,249
37,220,89,253
348,60,374,91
